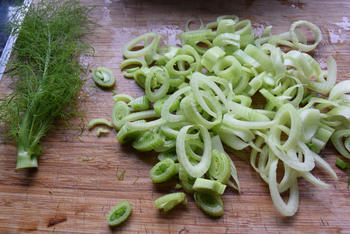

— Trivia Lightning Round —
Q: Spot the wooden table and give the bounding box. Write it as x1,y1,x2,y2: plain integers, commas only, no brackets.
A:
1,0,350,233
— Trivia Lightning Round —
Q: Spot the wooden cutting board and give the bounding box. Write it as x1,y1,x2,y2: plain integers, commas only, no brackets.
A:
1,0,350,233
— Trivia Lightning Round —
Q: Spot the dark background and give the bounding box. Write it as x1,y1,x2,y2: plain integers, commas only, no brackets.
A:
0,0,23,58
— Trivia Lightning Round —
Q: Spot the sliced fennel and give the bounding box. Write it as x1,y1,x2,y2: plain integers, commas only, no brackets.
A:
106,15,347,218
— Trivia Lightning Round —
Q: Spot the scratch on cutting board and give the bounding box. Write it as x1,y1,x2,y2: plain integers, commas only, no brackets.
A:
320,218,329,226
178,226,189,234
264,224,268,231
139,199,143,214
144,224,149,234
133,177,139,184
47,215,67,227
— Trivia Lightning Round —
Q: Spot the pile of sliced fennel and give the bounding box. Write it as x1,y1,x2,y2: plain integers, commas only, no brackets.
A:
108,15,350,217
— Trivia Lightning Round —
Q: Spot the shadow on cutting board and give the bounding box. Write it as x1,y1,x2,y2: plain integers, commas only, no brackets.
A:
115,0,303,16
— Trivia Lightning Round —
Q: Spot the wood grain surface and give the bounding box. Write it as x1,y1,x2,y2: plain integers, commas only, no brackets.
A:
1,0,350,233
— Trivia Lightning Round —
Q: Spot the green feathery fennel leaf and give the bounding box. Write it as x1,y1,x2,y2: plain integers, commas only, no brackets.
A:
0,0,92,169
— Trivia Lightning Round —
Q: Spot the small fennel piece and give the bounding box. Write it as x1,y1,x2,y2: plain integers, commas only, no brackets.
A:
153,95,180,115
154,192,187,212
176,125,212,178
120,58,147,79
211,135,240,191
329,80,350,101
289,20,322,52
179,165,196,194
194,191,224,217
132,131,164,152
87,118,113,130
145,66,170,102
112,101,130,130
201,46,225,72
129,96,150,111
106,201,132,227
122,32,161,59
268,159,299,217
208,149,231,184
193,178,227,195
92,67,115,88
150,158,178,183
331,129,350,159
335,158,349,170
335,158,350,187
157,150,178,162
113,94,134,103
116,121,145,144
96,128,110,137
